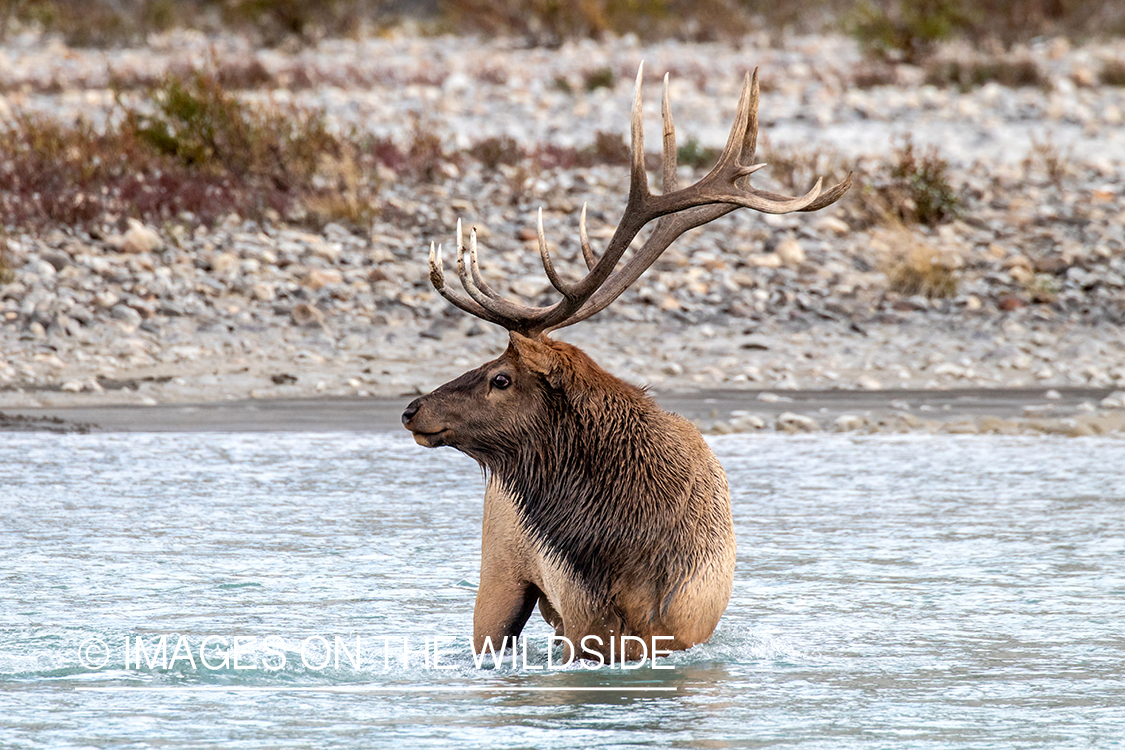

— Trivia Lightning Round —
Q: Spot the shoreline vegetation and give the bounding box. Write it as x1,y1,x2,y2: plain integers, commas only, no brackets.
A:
1,1,1124,433
2,0,1124,50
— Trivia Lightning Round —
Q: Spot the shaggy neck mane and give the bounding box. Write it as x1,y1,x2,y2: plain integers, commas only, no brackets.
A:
486,342,694,594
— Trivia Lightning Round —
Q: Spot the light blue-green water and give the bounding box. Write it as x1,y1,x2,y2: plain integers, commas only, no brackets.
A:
1,432,1124,748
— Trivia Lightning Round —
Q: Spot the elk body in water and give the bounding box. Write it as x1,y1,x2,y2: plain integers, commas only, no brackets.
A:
402,64,850,661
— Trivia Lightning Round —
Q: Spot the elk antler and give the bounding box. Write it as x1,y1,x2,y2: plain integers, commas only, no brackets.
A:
428,63,851,336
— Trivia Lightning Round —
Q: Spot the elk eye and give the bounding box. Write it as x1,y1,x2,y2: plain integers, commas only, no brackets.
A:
491,373,512,389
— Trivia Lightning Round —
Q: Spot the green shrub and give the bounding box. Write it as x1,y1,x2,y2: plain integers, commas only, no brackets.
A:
847,0,965,63
441,0,755,45
126,71,337,187
0,70,367,230
583,67,616,92
221,0,365,45
880,137,960,225
676,137,720,170
849,0,1124,60
924,56,1049,90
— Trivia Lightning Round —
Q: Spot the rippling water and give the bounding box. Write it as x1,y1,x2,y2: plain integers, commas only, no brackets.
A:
2,431,1124,748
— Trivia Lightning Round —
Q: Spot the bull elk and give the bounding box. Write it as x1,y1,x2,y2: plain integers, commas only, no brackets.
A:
402,64,849,662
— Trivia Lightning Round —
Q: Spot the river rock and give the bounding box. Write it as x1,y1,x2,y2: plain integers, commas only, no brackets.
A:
777,412,820,432
291,302,326,327
1101,391,1125,409
110,304,142,330
834,414,867,431
120,220,164,254
304,269,344,290
775,238,806,268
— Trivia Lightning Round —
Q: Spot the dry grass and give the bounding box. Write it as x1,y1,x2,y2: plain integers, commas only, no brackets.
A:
441,0,753,45
1024,272,1060,304
876,228,959,298
924,55,1050,90
1100,59,1125,86
468,136,525,170
301,146,378,229
0,232,14,285
851,62,899,88
1023,135,1072,187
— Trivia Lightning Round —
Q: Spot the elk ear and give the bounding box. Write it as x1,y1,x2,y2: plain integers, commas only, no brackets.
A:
508,332,567,388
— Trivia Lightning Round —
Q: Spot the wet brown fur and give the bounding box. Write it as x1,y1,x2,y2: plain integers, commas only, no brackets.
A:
403,332,735,661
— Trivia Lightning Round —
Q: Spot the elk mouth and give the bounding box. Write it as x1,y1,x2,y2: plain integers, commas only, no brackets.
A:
408,428,451,447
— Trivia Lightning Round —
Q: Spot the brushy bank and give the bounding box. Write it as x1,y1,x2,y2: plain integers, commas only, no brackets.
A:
2,0,1125,50
0,67,963,247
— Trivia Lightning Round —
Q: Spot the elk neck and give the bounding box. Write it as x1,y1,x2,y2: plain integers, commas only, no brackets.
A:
488,343,695,594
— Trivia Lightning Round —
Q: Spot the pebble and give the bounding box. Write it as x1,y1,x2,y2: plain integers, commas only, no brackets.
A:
110,305,142,330
856,376,883,391
774,238,806,268
120,220,164,254
730,414,766,431
1102,391,1125,409
834,414,867,431
290,302,326,327
777,412,820,432
303,269,344,290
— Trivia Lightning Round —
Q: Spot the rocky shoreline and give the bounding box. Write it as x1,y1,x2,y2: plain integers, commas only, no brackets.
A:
3,387,1123,436
1,32,1124,433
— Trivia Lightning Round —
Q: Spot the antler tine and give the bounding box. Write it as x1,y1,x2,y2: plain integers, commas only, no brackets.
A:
637,69,822,215
554,203,737,330
628,62,650,201
454,222,489,310
428,241,444,292
463,222,505,301
800,173,853,211
537,207,578,299
456,223,556,324
712,70,754,175
578,203,597,271
741,69,760,165
454,223,509,311
430,240,515,327
661,72,677,194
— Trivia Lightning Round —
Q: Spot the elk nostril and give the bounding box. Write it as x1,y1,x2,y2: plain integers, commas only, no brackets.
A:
401,402,420,425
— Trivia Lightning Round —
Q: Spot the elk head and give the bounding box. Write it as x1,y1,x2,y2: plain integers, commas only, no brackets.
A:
402,64,850,453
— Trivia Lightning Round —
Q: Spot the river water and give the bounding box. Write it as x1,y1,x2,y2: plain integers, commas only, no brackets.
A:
1,431,1123,748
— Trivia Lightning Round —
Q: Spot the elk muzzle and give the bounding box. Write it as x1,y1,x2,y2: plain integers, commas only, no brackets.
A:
401,396,450,447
